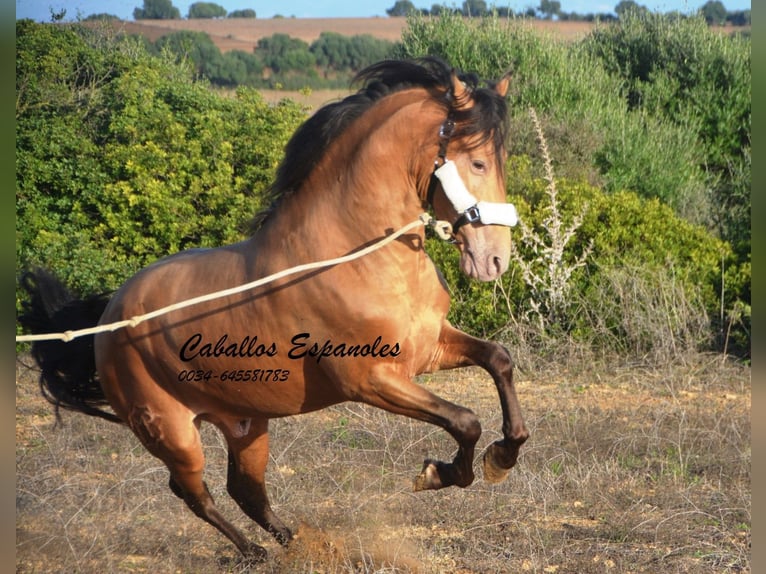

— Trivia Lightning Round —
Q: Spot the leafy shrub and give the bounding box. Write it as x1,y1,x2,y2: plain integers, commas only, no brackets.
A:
228,9,256,18
426,154,732,362
16,20,306,299
583,11,751,258
400,12,749,358
311,32,395,74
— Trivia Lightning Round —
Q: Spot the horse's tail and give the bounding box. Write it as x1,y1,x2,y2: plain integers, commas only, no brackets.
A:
18,269,122,424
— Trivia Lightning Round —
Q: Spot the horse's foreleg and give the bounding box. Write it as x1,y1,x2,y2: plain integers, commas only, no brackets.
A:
361,365,481,491
223,419,292,546
432,323,529,484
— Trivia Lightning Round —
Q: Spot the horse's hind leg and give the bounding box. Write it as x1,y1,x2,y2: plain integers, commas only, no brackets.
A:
127,405,267,561
223,419,292,546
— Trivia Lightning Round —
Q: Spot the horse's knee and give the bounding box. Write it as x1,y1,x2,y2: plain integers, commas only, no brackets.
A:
453,407,481,446
488,342,514,377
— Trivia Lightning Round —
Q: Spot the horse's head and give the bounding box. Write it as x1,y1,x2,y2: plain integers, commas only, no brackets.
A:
428,71,514,282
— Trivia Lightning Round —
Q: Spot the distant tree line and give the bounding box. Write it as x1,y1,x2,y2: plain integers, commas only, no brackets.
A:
141,29,396,89
83,0,748,26
386,0,750,25
386,0,750,26
128,0,256,20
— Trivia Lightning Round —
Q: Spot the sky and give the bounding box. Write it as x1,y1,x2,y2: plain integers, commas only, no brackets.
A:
15,0,751,21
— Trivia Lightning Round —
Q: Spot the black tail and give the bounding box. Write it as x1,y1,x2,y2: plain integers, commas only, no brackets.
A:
18,269,121,424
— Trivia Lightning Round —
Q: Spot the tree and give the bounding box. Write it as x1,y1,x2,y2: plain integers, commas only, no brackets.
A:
386,1,417,16
256,33,314,74
700,0,727,25
228,9,256,18
615,0,646,18
83,13,120,21
538,0,561,19
133,0,181,19
188,2,227,18
462,0,488,16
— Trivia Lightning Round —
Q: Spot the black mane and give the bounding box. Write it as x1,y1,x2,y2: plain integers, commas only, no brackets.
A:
251,56,509,230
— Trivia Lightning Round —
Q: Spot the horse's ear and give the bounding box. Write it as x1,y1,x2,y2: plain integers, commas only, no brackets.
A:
495,74,511,98
450,70,472,110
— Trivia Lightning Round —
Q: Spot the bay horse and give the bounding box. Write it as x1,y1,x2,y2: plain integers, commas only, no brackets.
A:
19,57,529,561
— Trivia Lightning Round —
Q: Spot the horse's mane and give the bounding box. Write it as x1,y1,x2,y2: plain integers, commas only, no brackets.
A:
251,56,509,230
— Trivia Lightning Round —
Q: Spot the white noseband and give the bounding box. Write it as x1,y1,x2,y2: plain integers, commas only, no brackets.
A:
434,160,518,230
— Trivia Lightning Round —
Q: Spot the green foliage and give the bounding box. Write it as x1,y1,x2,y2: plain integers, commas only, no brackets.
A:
583,12,750,258
187,2,227,19
133,0,181,20
462,0,489,16
228,8,256,18
144,29,396,90
538,0,561,19
700,0,727,25
311,32,394,74
82,13,120,21
257,33,315,74
387,1,418,17
400,12,749,356
16,20,306,299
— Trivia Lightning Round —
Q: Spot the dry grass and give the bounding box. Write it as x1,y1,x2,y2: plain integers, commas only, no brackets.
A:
16,353,749,573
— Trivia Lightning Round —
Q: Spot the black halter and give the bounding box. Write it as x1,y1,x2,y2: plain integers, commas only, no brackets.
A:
425,114,483,237
425,115,455,209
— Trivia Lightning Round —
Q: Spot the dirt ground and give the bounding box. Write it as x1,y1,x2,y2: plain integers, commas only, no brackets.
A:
15,354,750,573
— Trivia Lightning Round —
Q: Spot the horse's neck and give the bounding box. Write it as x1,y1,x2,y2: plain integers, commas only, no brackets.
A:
259,93,441,258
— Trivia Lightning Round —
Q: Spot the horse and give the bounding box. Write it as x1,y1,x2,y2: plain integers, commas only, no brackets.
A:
18,57,529,561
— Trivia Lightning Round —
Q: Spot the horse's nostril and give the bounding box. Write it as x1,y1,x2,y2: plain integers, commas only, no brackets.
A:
492,256,503,276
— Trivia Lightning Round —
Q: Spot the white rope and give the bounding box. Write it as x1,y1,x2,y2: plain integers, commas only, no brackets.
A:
17,214,441,344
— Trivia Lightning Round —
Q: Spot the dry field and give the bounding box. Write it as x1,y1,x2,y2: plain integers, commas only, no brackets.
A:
101,17,748,55
16,354,750,573
105,17,599,53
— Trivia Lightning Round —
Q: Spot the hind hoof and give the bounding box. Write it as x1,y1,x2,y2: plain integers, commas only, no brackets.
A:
240,542,268,564
482,443,512,484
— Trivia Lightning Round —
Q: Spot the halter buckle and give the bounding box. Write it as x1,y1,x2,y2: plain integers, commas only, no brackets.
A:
464,205,481,223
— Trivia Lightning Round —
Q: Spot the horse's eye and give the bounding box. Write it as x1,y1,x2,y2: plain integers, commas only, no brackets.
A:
471,160,487,174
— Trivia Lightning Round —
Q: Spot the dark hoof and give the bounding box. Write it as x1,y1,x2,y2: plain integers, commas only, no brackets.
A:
413,459,442,491
413,458,475,490
241,542,268,564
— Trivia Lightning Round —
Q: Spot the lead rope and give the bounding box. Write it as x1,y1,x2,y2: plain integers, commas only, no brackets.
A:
16,213,454,343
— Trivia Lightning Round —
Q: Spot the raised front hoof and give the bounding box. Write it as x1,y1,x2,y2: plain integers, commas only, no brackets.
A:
482,441,517,484
413,459,442,491
412,459,473,491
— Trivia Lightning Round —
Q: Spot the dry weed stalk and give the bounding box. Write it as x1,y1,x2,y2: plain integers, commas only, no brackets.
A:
510,107,592,332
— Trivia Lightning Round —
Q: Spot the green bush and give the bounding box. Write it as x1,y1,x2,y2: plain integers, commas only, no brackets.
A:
187,1,226,19
426,160,734,361
399,12,749,358
583,11,751,257
146,30,397,90
16,20,306,299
